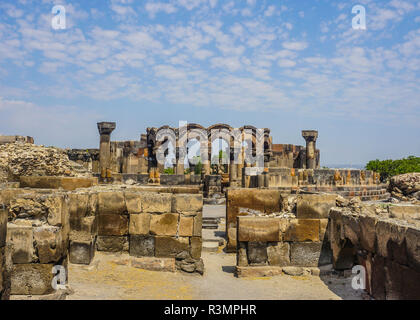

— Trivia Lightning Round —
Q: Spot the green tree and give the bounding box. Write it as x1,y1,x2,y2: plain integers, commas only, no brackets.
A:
365,156,420,181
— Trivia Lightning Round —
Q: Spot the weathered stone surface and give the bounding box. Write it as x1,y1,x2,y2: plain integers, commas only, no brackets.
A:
237,242,248,267
19,176,97,191
290,242,331,267
193,212,202,237
237,217,280,242
6,223,35,264
319,219,329,241
98,214,128,236
10,263,57,295
97,191,126,215
247,242,268,265
129,235,155,257
236,266,282,278
179,216,193,237
171,194,203,214
155,236,189,257
69,236,95,265
0,246,10,300
150,213,178,236
0,208,7,247
124,192,142,214
129,213,150,235
359,215,377,253
45,195,66,226
33,226,64,263
190,237,202,259
141,193,171,213
282,266,306,276
80,216,97,235
96,236,128,252
227,227,237,252
284,219,320,242
267,242,290,266
296,194,337,219
68,193,89,230
376,220,407,258
389,205,420,221
130,256,175,272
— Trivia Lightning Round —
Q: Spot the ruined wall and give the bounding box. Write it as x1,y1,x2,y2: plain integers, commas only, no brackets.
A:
0,203,9,299
0,135,34,145
329,205,420,299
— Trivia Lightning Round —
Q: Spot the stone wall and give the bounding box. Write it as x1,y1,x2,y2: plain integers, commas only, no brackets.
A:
329,206,420,299
0,204,9,299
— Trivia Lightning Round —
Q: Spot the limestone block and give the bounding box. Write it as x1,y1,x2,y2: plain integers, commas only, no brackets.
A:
247,242,268,265
96,236,128,252
33,226,64,263
319,219,329,241
6,223,35,264
237,217,281,242
130,256,175,272
237,242,248,267
0,208,7,247
155,236,189,257
150,213,178,236
405,227,420,270
98,214,128,236
236,266,282,278
267,242,290,266
190,237,202,259
11,263,58,295
296,194,337,219
226,227,237,253
171,194,203,214
124,192,142,214
376,220,407,258
193,212,202,237
45,195,65,226
80,216,97,235
284,219,320,242
87,192,98,216
290,242,331,267
69,233,95,265
179,216,193,237
141,193,171,213
97,191,126,215
129,213,150,235
68,193,89,230
342,215,361,246
129,235,155,257
389,205,420,221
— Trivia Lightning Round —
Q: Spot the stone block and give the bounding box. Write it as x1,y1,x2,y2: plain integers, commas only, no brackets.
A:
319,219,329,241
247,242,268,265
226,227,237,253
179,216,193,237
155,236,189,257
124,192,142,214
267,242,290,266
0,208,7,248
236,266,282,278
405,227,420,270
284,219,320,242
69,235,95,265
193,212,202,237
296,194,336,219
171,194,203,214
141,193,172,213
150,213,178,236
129,235,155,257
190,237,202,259
389,204,420,221
11,263,57,295
237,217,281,242
97,191,126,215
98,214,128,236
33,226,64,263
129,213,150,235
290,242,331,267
80,216,97,235
68,193,89,230
237,242,248,267
376,220,407,258
45,195,66,226
96,236,128,252
131,256,175,272
6,223,35,264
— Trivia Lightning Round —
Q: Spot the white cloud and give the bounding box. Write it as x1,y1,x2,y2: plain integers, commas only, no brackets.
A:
282,41,308,51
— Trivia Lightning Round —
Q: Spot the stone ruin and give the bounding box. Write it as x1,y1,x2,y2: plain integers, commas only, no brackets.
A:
0,126,419,300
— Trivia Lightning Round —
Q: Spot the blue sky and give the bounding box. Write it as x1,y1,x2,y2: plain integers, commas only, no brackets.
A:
0,0,419,166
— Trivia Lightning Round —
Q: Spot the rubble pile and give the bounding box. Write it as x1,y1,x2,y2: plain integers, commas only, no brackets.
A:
389,172,420,202
0,143,91,183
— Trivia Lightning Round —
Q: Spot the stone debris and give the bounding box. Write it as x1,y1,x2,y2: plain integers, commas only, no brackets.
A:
0,142,91,183
389,172,420,202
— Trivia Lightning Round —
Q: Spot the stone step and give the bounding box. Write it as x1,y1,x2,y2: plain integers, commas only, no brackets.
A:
202,239,219,252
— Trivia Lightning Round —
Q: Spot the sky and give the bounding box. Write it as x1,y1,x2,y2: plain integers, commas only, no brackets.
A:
0,0,419,166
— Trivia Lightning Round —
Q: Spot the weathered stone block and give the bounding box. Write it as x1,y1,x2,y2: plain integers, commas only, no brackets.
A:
179,216,193,237
290,242,331,267
319,219,329,241
190,237,202,259
247,242,268,265
193,212,202,237
33,226,64,263
389,204,420,221
267,242,290,266
131,256,175,272
0,208,7,248
129,235,155,257
96,236,128,252
98,214,128,236
45,195,66,226
237,242,248,267
155,236,189,257
69,235,95,265
124,192,142,214
227,226,237,252
237,217,281,242
11,263,57,295
284,219,320,242
97,191,126,215
296,194,337,219
236,266,282,278
359,215,377,253
68,193,89,230
150,213,178,236
6,223,35,264
171,194,203,214
141,193,171,213
80,216,97,235
129,213,150,235
376,220,407,258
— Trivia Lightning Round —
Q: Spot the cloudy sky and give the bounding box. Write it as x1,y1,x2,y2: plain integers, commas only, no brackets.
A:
0,0,419,166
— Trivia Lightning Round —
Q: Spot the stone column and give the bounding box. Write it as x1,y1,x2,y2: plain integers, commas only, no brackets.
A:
302,130,318,170
97,122,116,179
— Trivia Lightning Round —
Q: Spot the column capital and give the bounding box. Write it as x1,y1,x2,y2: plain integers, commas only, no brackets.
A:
97,122,116,135
302,130,318,142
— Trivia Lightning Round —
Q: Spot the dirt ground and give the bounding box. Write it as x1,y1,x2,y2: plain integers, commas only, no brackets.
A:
67,250,366,300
